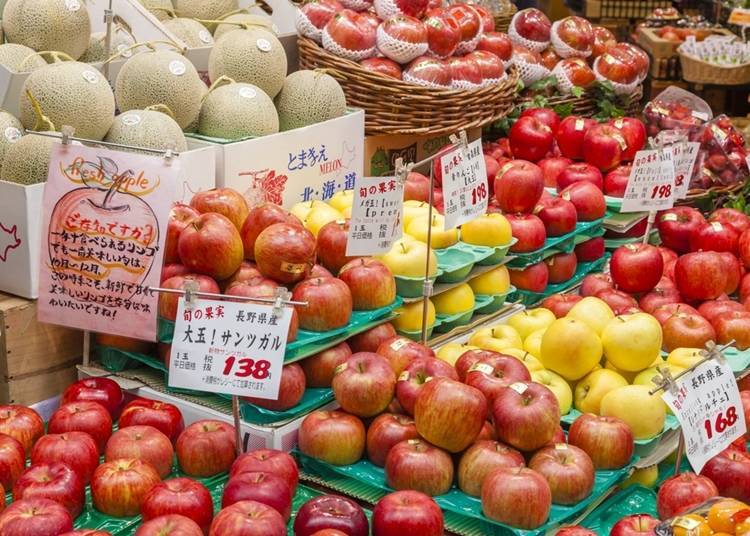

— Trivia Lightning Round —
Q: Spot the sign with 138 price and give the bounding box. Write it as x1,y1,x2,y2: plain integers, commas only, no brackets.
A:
662,358,746,473
440,138,488,229
169,298,292,399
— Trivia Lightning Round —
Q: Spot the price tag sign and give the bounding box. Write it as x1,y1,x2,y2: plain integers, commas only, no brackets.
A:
346,176,404,256
729,7,750,26
440,139,488,229
621,148,676,213
169,298,292,399
671,142,700,200
662,359,746,473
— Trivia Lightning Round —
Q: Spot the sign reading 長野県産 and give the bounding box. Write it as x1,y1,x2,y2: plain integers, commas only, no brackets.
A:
38,143,177,341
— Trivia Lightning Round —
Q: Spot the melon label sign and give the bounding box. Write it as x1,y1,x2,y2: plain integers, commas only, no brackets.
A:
37,143,176,341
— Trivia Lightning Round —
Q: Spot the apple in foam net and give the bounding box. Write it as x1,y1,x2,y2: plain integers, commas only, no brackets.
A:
556,116,596,160
377,15,428,65
324,10,377,56
359,57,402,79
512,7,551,43
509,116,554,162
477,31,512,60
423,11,461,58
554,16,594,55
467,50,505,82
557,58,595,88
592,25,616,57
540,47,561,70
494,159,544,213
446,4,482,50
595,51,639,85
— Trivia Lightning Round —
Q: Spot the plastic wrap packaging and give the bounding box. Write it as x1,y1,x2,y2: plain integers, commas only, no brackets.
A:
654,496,750,536
376,18,428,64
689,115,749,190
402,55,453,88
550,19,592,59
643,85,712,139
322,27,378,61
508,10,550,53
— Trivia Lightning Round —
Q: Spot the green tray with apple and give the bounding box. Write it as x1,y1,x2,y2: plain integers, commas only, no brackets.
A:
604,230,660,250
658,347,750,374
507,218,605,269
295,452,633,536
394,272,443,299
573,226,605,246
435,242,497,284
214,387,335,426
474,287,517,315
475,237,518,266
579,485,657,534
433,294,496,334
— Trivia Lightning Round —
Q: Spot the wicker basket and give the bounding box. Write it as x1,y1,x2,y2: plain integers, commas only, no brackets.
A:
298,37,520,136
679,52,750,85
493,2,517,33
517,85,644,118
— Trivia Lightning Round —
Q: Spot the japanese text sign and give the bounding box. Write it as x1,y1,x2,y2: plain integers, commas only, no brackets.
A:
38,143,177,341
346,176,404,256
440,139,488,229
662,358,745,473
621,148,676,213
169,297,292,398
671,142,700,200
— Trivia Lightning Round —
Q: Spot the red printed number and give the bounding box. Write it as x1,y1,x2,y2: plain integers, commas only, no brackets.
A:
222,356,271,380
650,184,672,199
704,406,739,439
471,183,487,205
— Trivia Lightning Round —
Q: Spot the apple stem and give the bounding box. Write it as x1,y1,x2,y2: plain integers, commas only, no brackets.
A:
400,242,406,254
102,172,131,209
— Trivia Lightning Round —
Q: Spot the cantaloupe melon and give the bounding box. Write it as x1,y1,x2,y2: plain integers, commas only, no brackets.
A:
213,13,275,41
105,109,188,153
115,50,205,130
0,111,23,177
173,0,237,21
0,132,55,185
20,62,116,141
3,0,91,60
136,0,174,20
198,82,278,139
163,18,214,48
79,29,137,64
0,43,46,73
275,70,346,131
184,82,208,133
208,27,287,98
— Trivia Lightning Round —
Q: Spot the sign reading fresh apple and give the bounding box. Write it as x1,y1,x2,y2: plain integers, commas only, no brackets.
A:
671,142,700,200
661,358,746,473
38,143,177,341
621,148,676,213
346,176,404,257
169,297,292,399
440,139,488,229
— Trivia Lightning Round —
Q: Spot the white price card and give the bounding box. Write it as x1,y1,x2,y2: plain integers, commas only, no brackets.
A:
662,359,746,473
346,176,404,256
169,298,292,399
440,139,489,229
728,7,750,26
621,148,676,213
671,142,700,200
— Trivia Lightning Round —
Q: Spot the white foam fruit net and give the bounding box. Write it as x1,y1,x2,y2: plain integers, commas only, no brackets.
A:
508,13,549,53
511,56,551,85
593,56,639,95
374,0,403,20
455,29,483,55
295,9,323,42
341,0,373,11
376,25,429,64
323,27,378,61
550,20,592,59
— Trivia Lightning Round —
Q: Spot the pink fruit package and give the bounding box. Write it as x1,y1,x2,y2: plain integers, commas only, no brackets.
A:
689,114,749,189
642,85,712,139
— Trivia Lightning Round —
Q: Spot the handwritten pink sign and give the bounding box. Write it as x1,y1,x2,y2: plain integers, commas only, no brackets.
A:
38,143,177,341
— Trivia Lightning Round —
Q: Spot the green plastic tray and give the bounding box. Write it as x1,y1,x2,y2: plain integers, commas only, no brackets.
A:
218,387,335,425
508,218,605,269
658,347,750,374
396,326,434,342
573,226,606,246
580,485,657,534
474,287,516,315
475,238,518,266
604,230,660,250
395,272,443,298
435,242,496,284
433,294,495,334
296,452,632,536
605,195,624,211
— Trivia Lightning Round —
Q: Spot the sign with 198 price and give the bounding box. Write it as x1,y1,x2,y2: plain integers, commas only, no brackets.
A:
440,138,488,229
662,358,746,473
621,148,676,213
169,297,292,399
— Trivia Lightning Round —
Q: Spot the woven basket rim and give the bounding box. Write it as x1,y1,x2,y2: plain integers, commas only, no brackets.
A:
679,52,750,70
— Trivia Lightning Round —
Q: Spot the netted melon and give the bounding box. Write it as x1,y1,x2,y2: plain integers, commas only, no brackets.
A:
20,62,116,141
213,13,275,41
2,0,91,60
198,82,278,139
183,82,207,133
136,0,174,21
0,111,23,177
0,133,55,185
115,50,205,130
208,27,287,98
79,29,137,64
105,109,188,153
173,0,238,21
163,18,214,48
275,70,346,131
0,43,46,73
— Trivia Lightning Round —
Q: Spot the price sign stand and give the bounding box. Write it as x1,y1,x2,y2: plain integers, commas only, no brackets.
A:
650,340,742,475
147,284,307,456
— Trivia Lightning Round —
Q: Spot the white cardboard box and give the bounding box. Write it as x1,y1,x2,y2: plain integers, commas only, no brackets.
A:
187,109,365,209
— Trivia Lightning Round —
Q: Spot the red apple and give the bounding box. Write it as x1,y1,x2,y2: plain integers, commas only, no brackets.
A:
176,420,236,478
538,156,573,188
0,433,25,491
332,352,396,418
298,410,365,466
690,221,739,254
700,299,746,324
509,261,549,293
91,458,161,517
384,438,453,496
540,47,561,70
190,188,249,231
507,213,546,253
158,274,220,321
366,413,419,467
639,286,682,314
610,514,659,536
0,498,73,535
568,414,634,470
300,342,352,388
557,527,598,536
492,381,560,452
0,405,44,455
48,401,112,454
221,471,292,520
403,171,431,203
293,495,368,536
545,251,578,284
652,303,699,325
457,440,525,497
557,163,604,192
560,181,606,221
509,117,554,162
675,251,728,301
372,490,443,536
477,31,512,60
162,263,190,283
609,117,646,162
339,258,396,310
230,450,298,493
30,432,98,485
255,222,316,284
141,477,214,533
349,323,397,354
709,208,750,235
656,472,719,520
446,4,482,52
528,444,594,505
594,51,639,86
135,514,203,536
494,160,544,213
714,311,750,350
240,204,300,261
293,277,352,331
317,219,356,275
376,336,434,376
105,425,174,479
719,252,742,295
465,353,531,403
742,273,750,302
604,165,631,197
511,7,551,43
481,466,551,529
165,204,200,264
62,378,123,419
519,108,561,133
553,15,593,55
658,207,706,254
575,237,605,263
534,197,577,237
244,362,306,412
455,349,491,382
209,500,286,536
700,447,750,503
178,213,243,280
583,124,626,172
595,288,639,314
119,399,184,445
556,116,596,160
541,294,582,317
580,273,613,296
13,463,84,518
610,243,663,293
592,26,616,57
221,261,262,289
396,357,458,415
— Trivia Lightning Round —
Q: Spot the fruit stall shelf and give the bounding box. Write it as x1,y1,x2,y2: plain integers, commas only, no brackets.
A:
517,85,643,119
604,230,660,250
507,218,605,269
295,451,634,536
428,302,526,349
579,485,658,534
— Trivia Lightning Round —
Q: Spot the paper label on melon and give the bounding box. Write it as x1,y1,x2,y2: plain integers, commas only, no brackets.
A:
4,127,21,143
66,0,81,11
238,86,257,99
121,114,142,127
169,60,186,76
82,70,100,84
199,30,213,44
256,38,272,53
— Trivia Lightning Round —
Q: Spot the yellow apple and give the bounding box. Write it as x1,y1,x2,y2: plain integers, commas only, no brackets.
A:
532,370,572,415
379,240,438,278
328,190,354,212
341,206,352,218
469,265,510,295
468,324,523,353
304,205,343,236
393,299,436,332
621,465,659,489
574,368,629,415
507,308,556,341
432,284,475,315
523,328,545,358
602,313,663,372
502,349,545,372
600,385,666,440
406,214,459,249
667,347,704,369
290,199,329,221
566,297,615,335
436,343,479,366
604,360,639,383
403,201,432,228
461,213,512,247
540,318,603,381
633,364,686,415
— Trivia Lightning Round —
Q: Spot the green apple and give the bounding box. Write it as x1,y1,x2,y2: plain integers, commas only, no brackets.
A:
532,369,572,414
328,190,354,212
393,299,435,332
468,324,523,353
461,213,512,247
574,368,628,415
566,297,614,335
406,214,459,249
304,204,342,236
432,283,475,315
403,201,431,228
436,343,479,366
508,308,556,341
379,240,438,278
469,265,510,295
602,313,663,372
